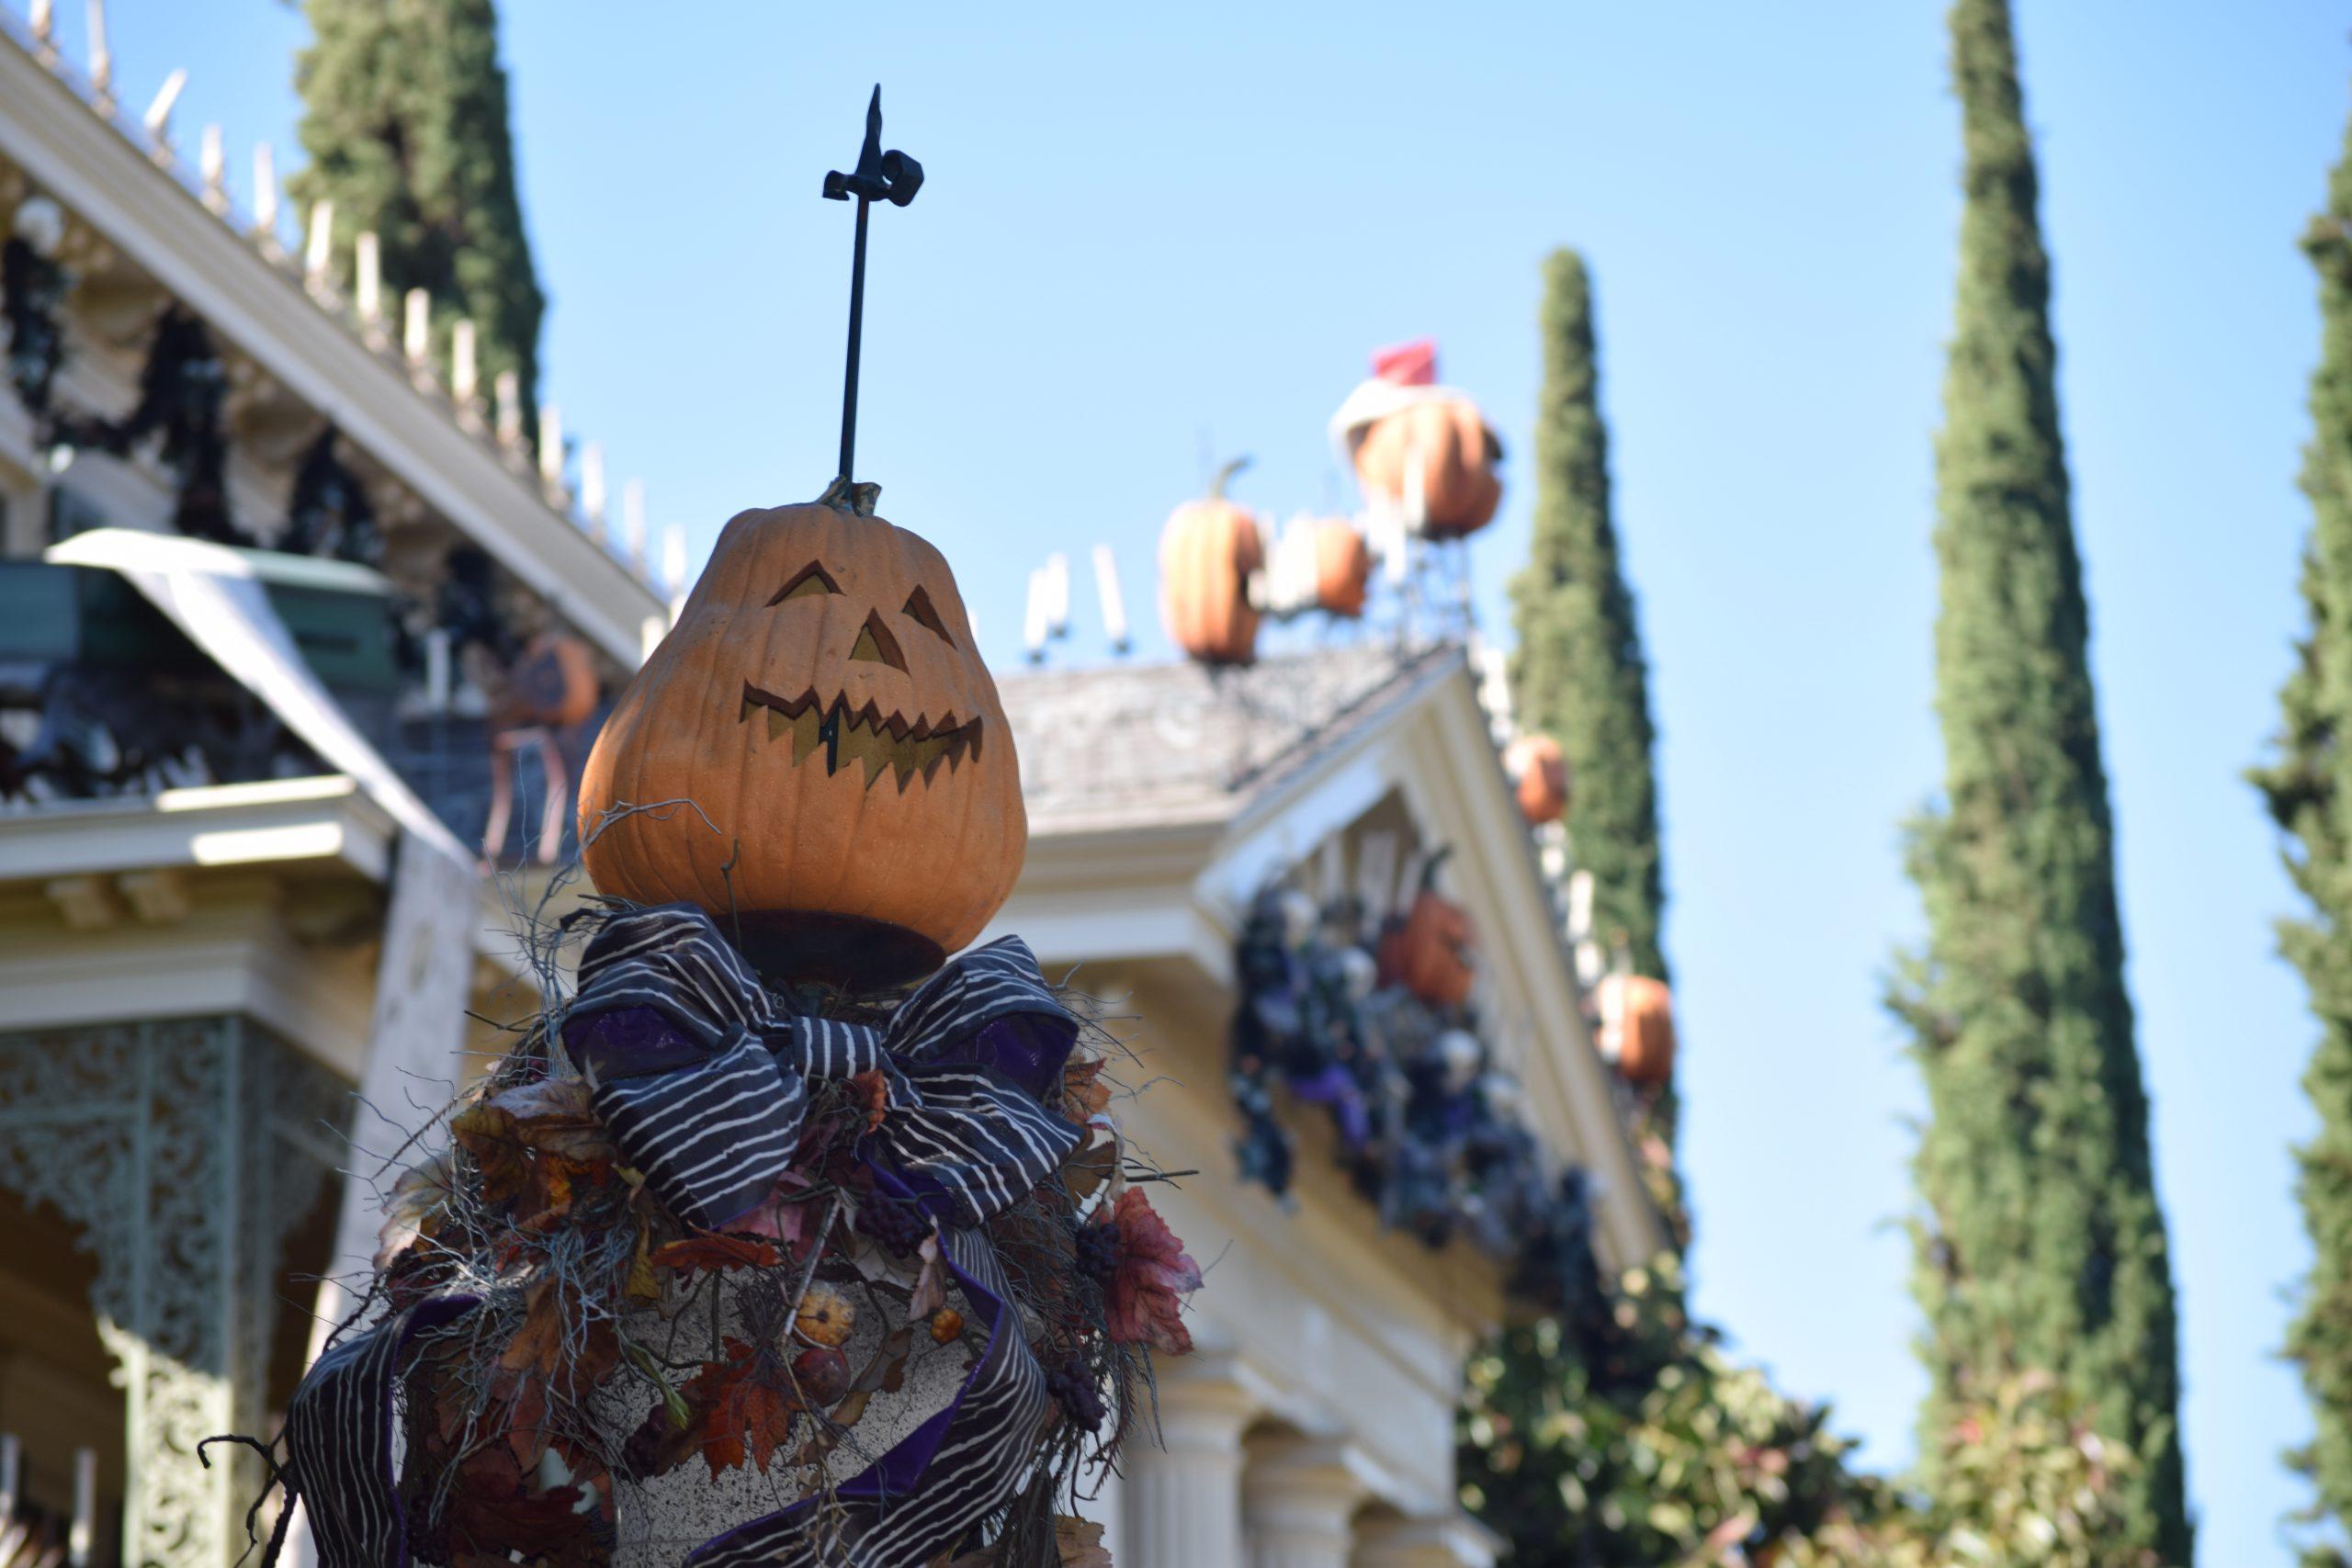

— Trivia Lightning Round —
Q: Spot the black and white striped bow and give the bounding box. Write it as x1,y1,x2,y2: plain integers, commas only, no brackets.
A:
560,903,1084,1232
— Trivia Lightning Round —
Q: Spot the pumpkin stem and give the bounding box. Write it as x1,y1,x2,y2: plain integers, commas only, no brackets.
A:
1418,843,1454,894
816,475,882,517
1209,456,1252,501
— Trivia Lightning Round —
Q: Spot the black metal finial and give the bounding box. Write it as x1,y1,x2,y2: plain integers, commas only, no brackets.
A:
823,86,922,497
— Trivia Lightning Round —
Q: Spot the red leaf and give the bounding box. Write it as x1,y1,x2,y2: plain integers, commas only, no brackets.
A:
1104,1188,1203,1357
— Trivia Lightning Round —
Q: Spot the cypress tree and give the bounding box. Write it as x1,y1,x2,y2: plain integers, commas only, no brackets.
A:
291,0,546,422
2251,85,2352,1561
1508,249,1668,985
1894,1,2188,1558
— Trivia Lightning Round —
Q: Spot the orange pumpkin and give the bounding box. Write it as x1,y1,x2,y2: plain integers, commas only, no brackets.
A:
1352,396,1502,539
1159,457,1263,665
577,484,1024,987
1310,518,1373,617
496,631,600,729
1506,733,1569,826
1376,854,1476,1008
1597,974,1676,1087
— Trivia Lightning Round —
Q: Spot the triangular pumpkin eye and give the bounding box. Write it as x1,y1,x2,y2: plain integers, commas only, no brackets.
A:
769,561,842,605
902,586,954,646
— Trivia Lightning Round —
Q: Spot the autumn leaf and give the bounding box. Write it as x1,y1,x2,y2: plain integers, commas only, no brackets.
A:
499,1277,569,1383
375,1151,458,1271
1103,1187,1203,1357
1054,1517,1114,1568
673,1341,803,1480
438,1443,596,1564
906,1227,949,1322
1060,1119,1120,1202
848,1067,891,1132
733,1182,816,1249
625,1222,661,1302
653,1233,781,1276
1063,1054,1114,1120
453,1075,618,1230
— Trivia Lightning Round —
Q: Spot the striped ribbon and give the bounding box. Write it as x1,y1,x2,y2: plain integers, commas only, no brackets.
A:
562,903,1083,1230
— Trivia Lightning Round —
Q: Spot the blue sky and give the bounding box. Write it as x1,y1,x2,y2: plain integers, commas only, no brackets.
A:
47,1,2349,1559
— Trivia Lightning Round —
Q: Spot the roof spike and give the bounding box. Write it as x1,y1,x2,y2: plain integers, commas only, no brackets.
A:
621,479,647,569
1023,568,1047,664
401,288,431,372
251,142,279,243
85,0,112,113
537,404,567,504
493,370,523,449
450,320,479,413
579,443,607,539
29,0,53,55
1042,552,1070,638
302,199,334,295
662,525,687,596
354,231,382,331
142,69,187,153
199,125,227,213
1092,544,1130,654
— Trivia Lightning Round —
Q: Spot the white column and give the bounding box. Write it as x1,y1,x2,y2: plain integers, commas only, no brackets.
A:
1351,1514,1502,1568
1125,1368,1257,1568
1244,1437,1369,1568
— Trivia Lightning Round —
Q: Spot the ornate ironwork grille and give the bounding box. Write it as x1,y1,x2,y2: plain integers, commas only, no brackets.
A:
0,1016,347,1565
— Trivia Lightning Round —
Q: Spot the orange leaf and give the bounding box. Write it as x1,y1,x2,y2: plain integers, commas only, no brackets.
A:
653,1234,781,1276
1063,1055,1114,1120
499,1277,567,1382
848,1067,891,1132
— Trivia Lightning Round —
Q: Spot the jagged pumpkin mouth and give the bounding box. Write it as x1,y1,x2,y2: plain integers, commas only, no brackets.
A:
738,681,984,792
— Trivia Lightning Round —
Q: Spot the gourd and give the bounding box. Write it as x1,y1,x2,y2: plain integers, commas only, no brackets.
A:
577,484,1024,986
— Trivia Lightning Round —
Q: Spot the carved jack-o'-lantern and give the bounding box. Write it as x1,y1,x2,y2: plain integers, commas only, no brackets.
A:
1596,973,1676,1087
495,631,600,730
1376,852,1476,1008
1160,457,1263,666
1353,396,1504,539
1310,518,1373,617
577,489,1023,986
1506,733,1569,826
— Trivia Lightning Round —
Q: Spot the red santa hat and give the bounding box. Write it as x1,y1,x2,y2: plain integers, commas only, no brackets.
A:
1369,337,1438,387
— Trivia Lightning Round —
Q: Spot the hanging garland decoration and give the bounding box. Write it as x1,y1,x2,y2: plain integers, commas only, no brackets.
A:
2,195,253,548
2,201,69,420
122,306,243,545
1228,880,1597,1312
233,92,1203,1568
282,423,383,566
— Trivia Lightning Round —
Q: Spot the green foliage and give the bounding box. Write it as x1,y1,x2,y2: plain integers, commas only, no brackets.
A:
291,0,546,425
1459,1255,1860,1566
1891,1,2188,1559
2249,77,2352,1568
1508,249,1668,987
1786,1377,2160,1568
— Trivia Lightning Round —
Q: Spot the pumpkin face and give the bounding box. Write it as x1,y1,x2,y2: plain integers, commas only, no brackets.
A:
1352,396,1503,539
1378,888,1475,1008
1597,974,1676,1087
1160,479,1263,666
577,500,1024,985
497,631,600,730
1506,733,1569,826
1310,519,1373,617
